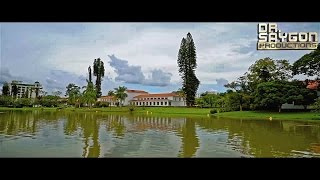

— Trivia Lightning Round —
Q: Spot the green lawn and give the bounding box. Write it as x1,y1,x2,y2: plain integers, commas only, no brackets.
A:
1,107,319,120
0,106,211,115
215,111,320,121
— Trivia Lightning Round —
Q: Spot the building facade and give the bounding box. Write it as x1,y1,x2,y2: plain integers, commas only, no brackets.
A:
123,90,149,106
129,93,186,107
97,89,186,107
97,96,117,106
8,81,42,98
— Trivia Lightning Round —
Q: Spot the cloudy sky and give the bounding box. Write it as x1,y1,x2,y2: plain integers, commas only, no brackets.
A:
0,23,319,95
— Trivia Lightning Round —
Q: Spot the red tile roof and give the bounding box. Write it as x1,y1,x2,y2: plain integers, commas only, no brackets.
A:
306,80,319,90
126,89,149,93
99,96,115,99
133,93,179,98
130,99,169,102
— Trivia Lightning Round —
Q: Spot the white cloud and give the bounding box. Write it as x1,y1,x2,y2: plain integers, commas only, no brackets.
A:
1,23,319,93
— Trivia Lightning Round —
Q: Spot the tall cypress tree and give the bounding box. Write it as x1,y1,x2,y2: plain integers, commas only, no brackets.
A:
93,58,105,98
88,66,92,83
177,32,200,107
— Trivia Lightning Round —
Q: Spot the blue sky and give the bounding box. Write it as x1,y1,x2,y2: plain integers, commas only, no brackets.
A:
0,23,319,95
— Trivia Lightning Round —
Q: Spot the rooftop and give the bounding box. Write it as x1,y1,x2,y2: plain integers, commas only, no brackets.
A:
133,93,180,98
126,89,149,94
99,96,115,99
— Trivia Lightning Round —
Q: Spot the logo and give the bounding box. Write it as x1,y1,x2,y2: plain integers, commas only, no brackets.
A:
257,23,318,50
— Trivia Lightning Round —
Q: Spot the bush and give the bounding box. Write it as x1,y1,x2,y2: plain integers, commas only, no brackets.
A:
128,105,135,112
95,101,101,107
101,102,109,107
210,109,217,114
312,98,320,112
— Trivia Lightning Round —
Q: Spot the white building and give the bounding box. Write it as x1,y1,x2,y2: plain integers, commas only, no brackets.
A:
123,90,149,106
129,93,186,107
97,89,186,107
97,96,117,106
8,80,42,98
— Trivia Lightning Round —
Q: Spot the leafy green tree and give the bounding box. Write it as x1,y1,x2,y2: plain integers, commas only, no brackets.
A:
82,81,96,108
195,97,206,108
202,94,217,108
292,44,320,77
0,96,13,106
65,83,81,106
93,58,105,98
177,33,200,107
2,82,10,96
313,98,320,112
39,95,59,107
114,86,127,107
285,80,318,110
254,81,291,112
247,57,292,85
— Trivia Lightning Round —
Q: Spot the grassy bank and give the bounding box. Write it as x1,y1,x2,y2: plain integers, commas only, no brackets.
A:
215,111,320,121
1,107,319,120
0,106,211,115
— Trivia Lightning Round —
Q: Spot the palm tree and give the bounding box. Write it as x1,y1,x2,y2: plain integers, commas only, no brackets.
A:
114,86,128,107
82,81,97,108
107,90,115,96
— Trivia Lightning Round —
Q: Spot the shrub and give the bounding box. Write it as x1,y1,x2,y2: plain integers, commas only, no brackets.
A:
210,109,217,114
101,102,109,107
128,105,135,112
312,98,320,112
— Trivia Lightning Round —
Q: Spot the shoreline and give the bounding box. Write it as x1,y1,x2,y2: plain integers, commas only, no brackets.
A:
0,107,320,121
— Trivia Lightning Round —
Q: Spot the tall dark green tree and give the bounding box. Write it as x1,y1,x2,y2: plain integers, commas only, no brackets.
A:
2,82,10,96
11,84,18,98
88,66,92,83
93,58,105,98
177,32,200,107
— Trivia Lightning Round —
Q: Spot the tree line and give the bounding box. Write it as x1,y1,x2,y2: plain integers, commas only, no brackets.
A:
197,45,320,113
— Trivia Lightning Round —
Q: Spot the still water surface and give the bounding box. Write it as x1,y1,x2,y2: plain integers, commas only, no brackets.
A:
0,110,320,157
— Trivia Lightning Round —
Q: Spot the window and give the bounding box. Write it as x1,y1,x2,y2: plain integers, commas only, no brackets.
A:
161,102,163,105
169,102,171,106
136,102,139,106
143,102,145,106
157,102,159,105
165,102,167,105
158,98,160,99
139,102,141,106
146,102,148,106
165,97,168,99
153,102,156,105
161,97,164,99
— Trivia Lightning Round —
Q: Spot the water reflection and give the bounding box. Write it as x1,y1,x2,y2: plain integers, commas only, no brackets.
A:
0,110,320,157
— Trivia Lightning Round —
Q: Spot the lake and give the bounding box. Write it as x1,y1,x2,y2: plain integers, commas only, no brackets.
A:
0,110,320,157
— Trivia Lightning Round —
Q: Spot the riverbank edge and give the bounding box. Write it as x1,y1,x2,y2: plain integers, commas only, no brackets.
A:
0,107,320,121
